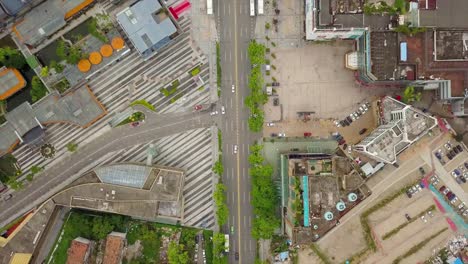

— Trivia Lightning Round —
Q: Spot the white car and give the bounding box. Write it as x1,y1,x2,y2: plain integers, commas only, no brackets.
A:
350,114,356,121
233,145,238,154
278,133,286,137
232,84,235,93
421,215,427,223
347,145,352,154
450,197,458,204
266,122,274,127
221,106,225,115
334,120,341,127
210,111,218,116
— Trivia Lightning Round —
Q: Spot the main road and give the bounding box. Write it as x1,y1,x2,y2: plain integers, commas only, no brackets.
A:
0,110,213,227
216,0,257,263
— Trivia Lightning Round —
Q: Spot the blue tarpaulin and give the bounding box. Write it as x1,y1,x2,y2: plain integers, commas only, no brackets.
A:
400,42,408,62
302,176,310,227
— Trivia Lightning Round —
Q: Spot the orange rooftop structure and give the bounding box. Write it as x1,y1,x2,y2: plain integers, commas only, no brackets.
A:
66,237,93,264
0,67,26,100
102,232,126,264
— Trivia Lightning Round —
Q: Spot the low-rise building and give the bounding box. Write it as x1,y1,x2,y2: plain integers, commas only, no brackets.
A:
66,237,93,264
355,96,437,164
116,0,178,59
103,232,126,264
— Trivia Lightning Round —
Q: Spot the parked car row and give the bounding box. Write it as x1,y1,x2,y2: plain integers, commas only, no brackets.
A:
439,186,459,204
451,166,467,184
434,141,464,164
334,102,370,127
332,132,346,146
406,182,424,198
429,175,440,185
457,202,468,217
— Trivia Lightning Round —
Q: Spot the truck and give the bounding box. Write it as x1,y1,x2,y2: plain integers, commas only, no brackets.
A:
207,0,213,14
250,0,255,16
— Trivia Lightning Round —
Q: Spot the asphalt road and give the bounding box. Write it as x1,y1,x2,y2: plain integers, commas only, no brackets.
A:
0,110,213,227
216,0,257,263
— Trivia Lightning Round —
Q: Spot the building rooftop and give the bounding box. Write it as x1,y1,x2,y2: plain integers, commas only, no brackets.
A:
419,0,468,28
66,237,91,264
8,253,31,264
0,84,106,156
95,163,153,189
435,31,468,61
0,67,26,100
103,232,125,264
356,97,437,163
116,0,177,58
0,0,30,16
13,0,94,47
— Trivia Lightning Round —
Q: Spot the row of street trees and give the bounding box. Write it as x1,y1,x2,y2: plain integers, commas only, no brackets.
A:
249,144,279,239
246,41,268,132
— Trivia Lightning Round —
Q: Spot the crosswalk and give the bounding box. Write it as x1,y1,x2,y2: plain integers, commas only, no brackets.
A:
12,16,212,194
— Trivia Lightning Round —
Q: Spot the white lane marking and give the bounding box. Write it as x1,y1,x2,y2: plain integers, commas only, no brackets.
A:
228,4,231,15
223,4,225,15
232,191,235,204
243,191,246,203
229,50,232,62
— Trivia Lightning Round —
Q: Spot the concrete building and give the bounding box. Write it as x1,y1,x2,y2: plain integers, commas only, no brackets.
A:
355,96,437,164
66,237,93,264
0,84,107,156
12,0,94,47
116,0,178,59
102,232,126,264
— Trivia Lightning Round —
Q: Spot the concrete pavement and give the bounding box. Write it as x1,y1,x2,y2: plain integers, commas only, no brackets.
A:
216,0,257,263
0,111,213,227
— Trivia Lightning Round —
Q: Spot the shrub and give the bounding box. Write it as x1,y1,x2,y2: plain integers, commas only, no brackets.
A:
265,23,271,29
40,66,49,77
190,66,201,76
30,76,48,102
50,60,64,73
130,99,155,111
66,142,78,152
87,17,108,43
0,47,26,69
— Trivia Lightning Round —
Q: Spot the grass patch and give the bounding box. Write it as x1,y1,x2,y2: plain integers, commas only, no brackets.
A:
198,86,205,92
203,230,214,264
117,112,145,126
218,129,222,152
310,243,332,264
392,227,448,264
382,205,435,240
130,99,155,111
190,65,201,76
216,42,221,91
161,79,179,97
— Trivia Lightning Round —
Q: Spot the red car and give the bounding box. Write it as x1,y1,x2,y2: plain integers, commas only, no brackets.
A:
304,132,312,137
194,105,203,111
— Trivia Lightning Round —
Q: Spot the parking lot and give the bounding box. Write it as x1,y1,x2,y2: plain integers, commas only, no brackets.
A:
265,41,388,121
365,191,454,264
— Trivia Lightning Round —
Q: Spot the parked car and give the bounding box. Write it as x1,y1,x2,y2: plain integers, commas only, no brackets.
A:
3,194,12,201
334,120,341,127
419,167,425,175
304,132,312,137
446,191,453,198
359,128,368,135
345,116,353,124
221,106,225,115
406,190,412,198
456,145,463,152
458,203,465,210
464,162,468,170
194,105,203,111
443,188,450,195
271,133,277,137
444,142,452,150
450,197,458,204
405,213,411,221
235,252,239,261
266,122,274,126
338,139,346,145
453,146,460,154
272,82,280,86
439,186,446,193
427,211,434,217
459,175,466,183
435,152,442,160
421,215,427,223
278,133,286,137
230,225,234,234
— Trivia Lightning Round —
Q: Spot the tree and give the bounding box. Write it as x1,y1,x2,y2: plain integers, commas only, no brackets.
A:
213,183,229,226
67,45,85,64
66,142,78,152
7,179,23,190
30,76,48,102
168,241,189,264
0,47,26,69
213,156,224,175
50,60,64,73
91,217,113,240
265,23,271,30
26,174,34,182
56,39,68,61
30,165,43,174
402,86,422,104
248,41,266,65
212,232,227,264
394,24,426,36
40,66,49,77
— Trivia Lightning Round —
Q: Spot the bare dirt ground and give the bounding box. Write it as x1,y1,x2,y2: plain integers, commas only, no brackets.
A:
298,247,326,263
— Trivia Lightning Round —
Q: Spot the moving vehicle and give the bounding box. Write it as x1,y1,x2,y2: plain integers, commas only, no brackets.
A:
232,84,235,93
221,106,225,115
224,234,229,253
233,145,238,154
230,225,234,234
266,122,274,127
235,252,239,261
278,133,286,137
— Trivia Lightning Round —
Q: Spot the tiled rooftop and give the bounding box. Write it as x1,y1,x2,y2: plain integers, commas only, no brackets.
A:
102,232,125,264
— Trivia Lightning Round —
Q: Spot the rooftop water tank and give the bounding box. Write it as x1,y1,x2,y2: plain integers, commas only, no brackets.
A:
348,193,358,202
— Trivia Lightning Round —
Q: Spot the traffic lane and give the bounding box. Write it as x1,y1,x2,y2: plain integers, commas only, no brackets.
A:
0,113,213,226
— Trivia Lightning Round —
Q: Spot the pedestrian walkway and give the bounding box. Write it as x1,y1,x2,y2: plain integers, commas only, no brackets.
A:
12,17,211,187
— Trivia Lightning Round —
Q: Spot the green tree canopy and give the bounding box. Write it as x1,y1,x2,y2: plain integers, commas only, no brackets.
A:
30,76,48,102
402,86,422,104
214,183,229,226
168,241,189,264
0,47,26,69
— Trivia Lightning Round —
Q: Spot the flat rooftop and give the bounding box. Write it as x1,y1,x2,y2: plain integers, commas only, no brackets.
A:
116,0,177,58
13,0,93,47
435,31,468,61
53,163,185,221
357,96,437,163
0,68,26,100
419,0,468,28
